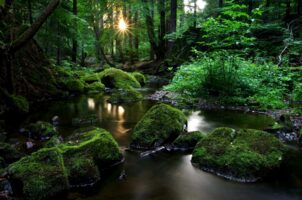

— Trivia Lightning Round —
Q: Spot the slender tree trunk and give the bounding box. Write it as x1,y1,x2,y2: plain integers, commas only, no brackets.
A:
285,0,291,22
27,0,33,24
72,0,77,63
168,0,177,53
159,0,166,55
263,0,270,22
248,0,253,15
194,0,197,27
299,0,302,16
219,0,223,8
134,11,139,61
56,23,61,65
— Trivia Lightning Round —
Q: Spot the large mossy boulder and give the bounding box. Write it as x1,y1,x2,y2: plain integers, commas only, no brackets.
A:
8,127,122,200
60,79,85,93
60,127,122,166
8,148,69,200
192,128,285,182
170,131,204,151
98,68,141,89
130,104,187,150
27,121,57,140
84,82,105,93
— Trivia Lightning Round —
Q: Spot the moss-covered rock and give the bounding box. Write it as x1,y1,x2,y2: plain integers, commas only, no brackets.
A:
132,72,146,86
60,79,85,93
27,121,57,140
130,104,187,150
0,142,23,164
8,148,69,200
109,88,143,104
192,128,285,182
85,82,105,92
171,131,204,151
64,155,100,187
98,68,141,89
60,127,122,166
44,136,62,148
8,127,122,199
82,74,100,84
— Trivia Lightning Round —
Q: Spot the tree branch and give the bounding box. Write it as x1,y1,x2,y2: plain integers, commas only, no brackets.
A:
9,0,60,53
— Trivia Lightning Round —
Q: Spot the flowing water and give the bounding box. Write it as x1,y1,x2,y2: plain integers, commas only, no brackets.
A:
4,81,302,200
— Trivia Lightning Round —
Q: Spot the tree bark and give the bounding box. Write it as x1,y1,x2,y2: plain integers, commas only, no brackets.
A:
248,0,253,15
298,0,302,16
263,0,270,22
219,0,224,8
159,0,166,55
9,0,60,53
285,0,291,22
72,0,77,63
27,0,33,24
168,0,177,53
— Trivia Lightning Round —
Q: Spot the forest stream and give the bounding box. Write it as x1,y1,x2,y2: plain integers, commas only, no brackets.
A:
4,79,302,200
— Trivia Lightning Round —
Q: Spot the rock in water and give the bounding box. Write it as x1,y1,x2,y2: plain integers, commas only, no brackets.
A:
130,104,187,150
192,128,285,182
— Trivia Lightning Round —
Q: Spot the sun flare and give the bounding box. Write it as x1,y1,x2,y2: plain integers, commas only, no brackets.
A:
118,18,128,32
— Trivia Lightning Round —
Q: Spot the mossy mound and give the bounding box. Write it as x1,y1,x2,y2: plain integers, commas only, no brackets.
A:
64,155,100,187
44,136,62,148
0,142,23,164
27,121,57,140
8,148,69,200
132,72,146,86
85,82,105,93
109,88,143,104
60,79,85,93
130,104,187,149
171,131,204,150
192,128,285,182
60,127,122,166
82,74,100,84
98,68,141,89
8,127,122,199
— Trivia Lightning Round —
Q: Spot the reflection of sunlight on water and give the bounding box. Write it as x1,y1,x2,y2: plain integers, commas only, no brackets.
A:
87,98,95,110
118,106,125,117
187,111,211,132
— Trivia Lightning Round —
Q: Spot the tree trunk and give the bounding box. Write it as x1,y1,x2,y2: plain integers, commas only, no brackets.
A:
263,0,270,22
298,0,302,16
194,0,197,27
219,0,224,8
168,0,177,53
72,0,77,63
248,0,253,15
134,11,139,61
285,0,291,23
9,0,60,53
27,0,33,24
159,0,166,55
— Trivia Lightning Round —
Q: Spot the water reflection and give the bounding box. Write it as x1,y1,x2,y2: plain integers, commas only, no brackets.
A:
187,111,212,132
87,98,95,110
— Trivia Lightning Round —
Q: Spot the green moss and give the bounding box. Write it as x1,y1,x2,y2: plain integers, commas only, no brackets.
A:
8,148,69,200
82,74,100,84
131,104,187,149
109,88,143,103
64,154,100,187
0,142,23,164
292,83,302,102
27,121,57,140
9,95,29,113
132,72,146,86
192,128,285,180
172,131,204,149
44,136,62,148
98,68,141,89
59,127,122,165
61,79,85,93
85,82,105,92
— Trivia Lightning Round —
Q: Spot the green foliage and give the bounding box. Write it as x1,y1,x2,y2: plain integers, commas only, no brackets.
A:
131,104,187,149
292,83,302,102
192,128,285,180
166,51,288,109
9,95,29,113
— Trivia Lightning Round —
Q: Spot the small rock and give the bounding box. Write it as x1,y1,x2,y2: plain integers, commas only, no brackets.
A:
26,141,34,149
52,116,59,126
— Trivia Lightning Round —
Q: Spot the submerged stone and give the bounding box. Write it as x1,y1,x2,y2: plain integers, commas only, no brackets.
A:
109,88,143,104
130,104,187,150
169,131,204,151
192,127,285,182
